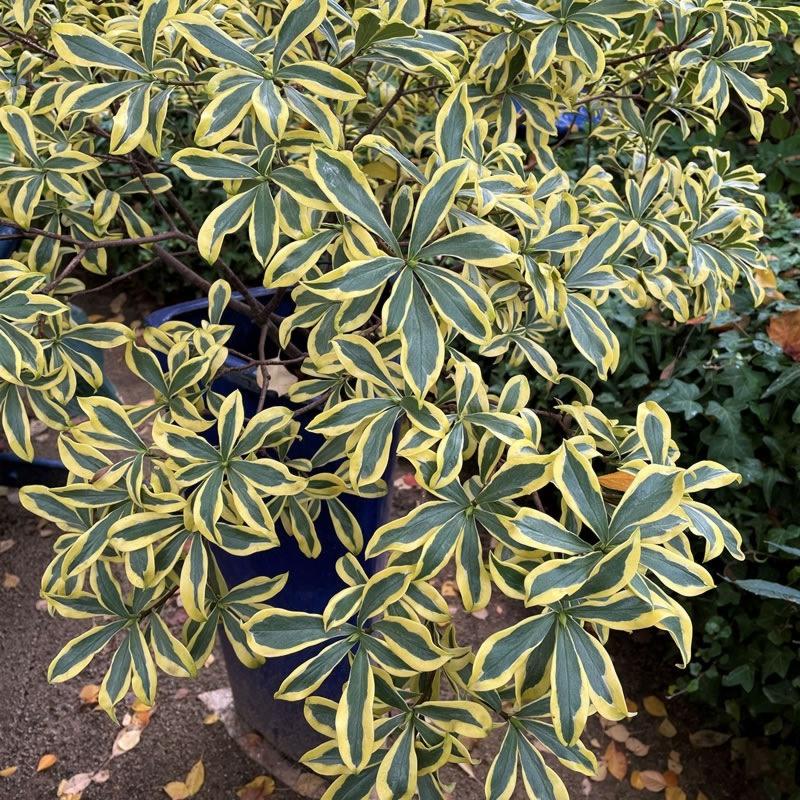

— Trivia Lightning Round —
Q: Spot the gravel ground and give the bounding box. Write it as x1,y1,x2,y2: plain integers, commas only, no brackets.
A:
0,485,767,800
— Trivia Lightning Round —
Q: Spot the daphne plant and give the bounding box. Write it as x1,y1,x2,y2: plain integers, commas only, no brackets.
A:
0,0,795,797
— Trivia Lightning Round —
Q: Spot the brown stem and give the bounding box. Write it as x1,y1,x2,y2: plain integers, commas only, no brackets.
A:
351,73,410,147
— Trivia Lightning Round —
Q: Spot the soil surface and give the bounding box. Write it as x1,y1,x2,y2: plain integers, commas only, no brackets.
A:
0,288,771,799
0,484,766,800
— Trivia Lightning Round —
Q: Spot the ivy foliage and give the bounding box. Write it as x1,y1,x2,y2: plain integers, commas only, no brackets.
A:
0,1,797,798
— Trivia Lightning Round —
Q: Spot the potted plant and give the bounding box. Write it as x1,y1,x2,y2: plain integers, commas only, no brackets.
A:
0,0,793,796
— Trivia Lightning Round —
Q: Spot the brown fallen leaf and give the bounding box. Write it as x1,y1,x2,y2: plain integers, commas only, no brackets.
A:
630,771,645,790
598,471,635,491
658,718,677,738
79,684,100,705
768,309,800,360
37,753,58,772
668,751,683,775
638,770,668,792
605,742,628,781
605,724,630,743
203,712,219,725
697,793,710,800
625,698,639,713
643,696,667,717
625,737,650,757
689,730,731,749
2,572,20,589
0,538,14,553
664,771,679,787
237,775,277,800
0,766,17,778
666,789,687,800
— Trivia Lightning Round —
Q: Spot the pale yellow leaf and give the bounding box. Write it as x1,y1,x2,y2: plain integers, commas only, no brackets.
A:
112,727,141,756
0,766,17,778
163,781,190,800
184,760,204,795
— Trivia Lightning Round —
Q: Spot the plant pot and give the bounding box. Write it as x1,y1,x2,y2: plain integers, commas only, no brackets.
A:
0,226,73,489
0,453,69,488
0,223,21,260
145,289,395,760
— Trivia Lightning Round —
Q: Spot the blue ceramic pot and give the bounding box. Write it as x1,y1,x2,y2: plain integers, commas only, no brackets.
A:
0,223,21,260
0,227,72,488
145,289,394,759
0,453,69,488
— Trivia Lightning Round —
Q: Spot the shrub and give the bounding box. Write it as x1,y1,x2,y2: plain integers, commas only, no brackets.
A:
0,1,797,797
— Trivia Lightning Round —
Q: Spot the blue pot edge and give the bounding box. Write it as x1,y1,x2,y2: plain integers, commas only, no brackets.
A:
144,287,274,370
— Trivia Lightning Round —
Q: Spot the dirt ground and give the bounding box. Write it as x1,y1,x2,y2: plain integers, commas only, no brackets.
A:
0,483,768,800
0,288,773,799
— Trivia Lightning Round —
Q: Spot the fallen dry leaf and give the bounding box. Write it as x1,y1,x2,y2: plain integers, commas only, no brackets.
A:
605,724,630,743
658,719,677,738
590,762,608,782
630,771,645,790
625,737,650,757
203,712,219,725
163,781,190,800
0,538,14,554
185,760,204,794
598,471,635,491
164,760,204,799
666,790,687,800
638,770,668,792
625,698,639,713
37,754,58,772
112,727,141,756
0,766,17,778
2,572,19,589
58,772,94,798
664,771,679,787
79,684,100,705
470,608,489,620
767,309,800,360
697,793,710,800
441,579,458,597
668,751,683,774
689,730,731,749
643,696,667,717
605,742,628,781
92,770,110,784
237,775,277,800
